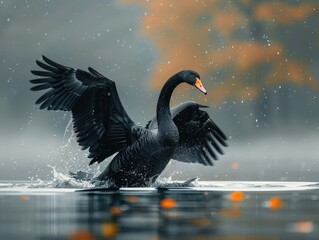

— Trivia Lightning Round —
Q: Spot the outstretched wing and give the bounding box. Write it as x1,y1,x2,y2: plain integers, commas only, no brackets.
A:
30,56,136,165
171,102,228,165
147,102,227,166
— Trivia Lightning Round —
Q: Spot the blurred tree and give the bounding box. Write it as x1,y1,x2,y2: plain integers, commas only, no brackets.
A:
121,0,319,103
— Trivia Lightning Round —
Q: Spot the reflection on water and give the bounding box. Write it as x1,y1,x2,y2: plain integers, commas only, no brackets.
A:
0,186,319,239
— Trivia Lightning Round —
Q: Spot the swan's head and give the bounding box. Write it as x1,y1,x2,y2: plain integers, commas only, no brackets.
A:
179,70,207,95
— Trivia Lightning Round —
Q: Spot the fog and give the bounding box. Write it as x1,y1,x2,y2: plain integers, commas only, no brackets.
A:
1,0,319,181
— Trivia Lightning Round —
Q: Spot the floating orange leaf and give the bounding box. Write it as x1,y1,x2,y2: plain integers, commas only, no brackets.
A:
228,191,245,202
68,230,94,240
218,208,241,217
109,206,122,215
192,218,214,226
288,220,314,234
126,196,138,203
19,195,29,201
231,161,239,170
101,222,118,238
160,198,176,209
265,196,283,210
149,235,160,240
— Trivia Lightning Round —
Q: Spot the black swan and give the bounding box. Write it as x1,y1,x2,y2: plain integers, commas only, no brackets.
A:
30,56,227,187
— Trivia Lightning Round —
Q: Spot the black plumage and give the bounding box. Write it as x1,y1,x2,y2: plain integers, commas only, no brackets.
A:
30,56,228,187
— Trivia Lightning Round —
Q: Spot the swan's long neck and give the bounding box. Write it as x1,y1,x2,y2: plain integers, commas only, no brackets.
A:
156,74,182,141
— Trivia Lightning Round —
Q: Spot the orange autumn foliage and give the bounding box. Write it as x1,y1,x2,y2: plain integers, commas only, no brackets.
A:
255,2,318,24
122,0,319,102
267,60,318,89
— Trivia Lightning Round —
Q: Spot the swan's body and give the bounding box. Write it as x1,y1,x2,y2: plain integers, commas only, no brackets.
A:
30,56,227,187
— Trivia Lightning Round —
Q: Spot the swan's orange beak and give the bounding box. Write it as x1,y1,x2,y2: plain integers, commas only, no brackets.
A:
195,78,207,95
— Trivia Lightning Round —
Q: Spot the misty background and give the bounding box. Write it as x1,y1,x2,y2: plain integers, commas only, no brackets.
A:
1,0,319,181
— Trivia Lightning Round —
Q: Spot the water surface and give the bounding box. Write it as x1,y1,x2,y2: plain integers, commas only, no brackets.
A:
1,181,319,239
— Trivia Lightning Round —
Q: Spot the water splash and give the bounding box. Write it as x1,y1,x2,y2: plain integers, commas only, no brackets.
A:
57,118,90,175
29,165,94,188
41,117,103,182
151,176,199,188
0,166,94,189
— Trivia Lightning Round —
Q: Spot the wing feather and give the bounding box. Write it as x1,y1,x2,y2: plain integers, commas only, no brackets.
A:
30,56,138,164
147,101,227,166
